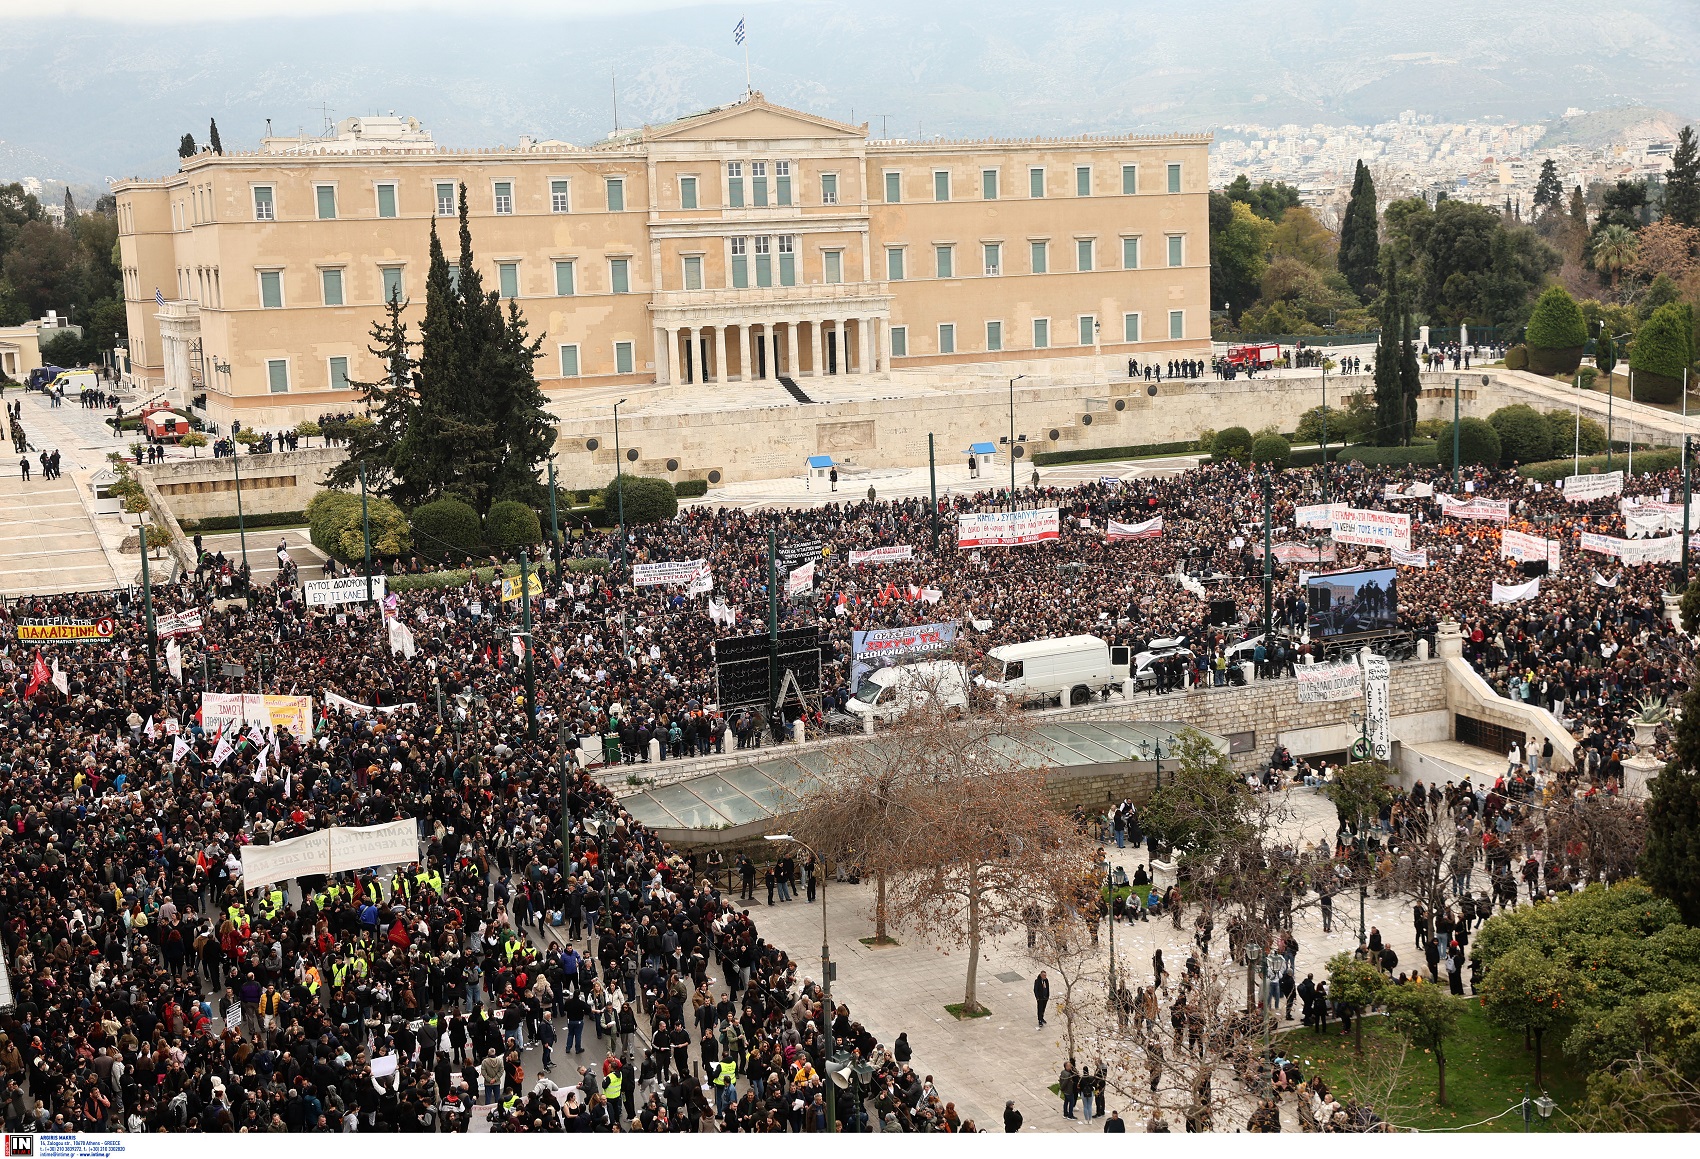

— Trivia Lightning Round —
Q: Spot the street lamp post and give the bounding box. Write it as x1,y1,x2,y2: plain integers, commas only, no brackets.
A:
767,833,831,999
612,398,629,577
1008,374,1026,511
1320,360,1330,503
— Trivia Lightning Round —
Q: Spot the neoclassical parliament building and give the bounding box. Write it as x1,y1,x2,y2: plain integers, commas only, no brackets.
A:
115,92,1210,431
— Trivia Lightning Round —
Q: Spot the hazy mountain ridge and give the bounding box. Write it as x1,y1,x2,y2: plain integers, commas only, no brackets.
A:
1,0,1695,183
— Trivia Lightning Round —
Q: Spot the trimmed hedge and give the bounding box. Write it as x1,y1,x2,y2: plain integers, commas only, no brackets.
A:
184,510,306,532
674,479,709,498
386,560,562,593
1437,418,1501,470
568,503,616,529
1505,345,1529,372
485,500,542,547
1518,448,1681,482
1032,439,1201,466
602,476,677,525
1212,427,1254,463
305,489,410,561
1525,285,1588,375
410,497,482,559
566,557,609,574
1337,444,1440,466
1488,404,1554,464
1251,434,1291,469
1285,445,1346,468
1628,302,1695,405
1541,410,1607,457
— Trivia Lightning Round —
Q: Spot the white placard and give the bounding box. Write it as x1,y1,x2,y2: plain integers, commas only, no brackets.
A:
848,545,914,567
631,559,709,587
305,575,387,608
956,508,1060,548
1562,471,1624,503
1330,508,1412,552
1295,661,1364,704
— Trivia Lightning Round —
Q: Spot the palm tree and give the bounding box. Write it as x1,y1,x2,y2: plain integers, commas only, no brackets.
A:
1592,223,1639,289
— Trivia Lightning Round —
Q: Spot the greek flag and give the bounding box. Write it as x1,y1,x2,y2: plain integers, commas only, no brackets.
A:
733,17,745,44
154,287,165,306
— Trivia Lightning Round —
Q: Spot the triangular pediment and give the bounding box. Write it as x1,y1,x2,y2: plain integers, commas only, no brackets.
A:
646,94,865,143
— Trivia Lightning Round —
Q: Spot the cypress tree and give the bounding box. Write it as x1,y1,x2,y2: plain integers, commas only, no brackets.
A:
1338,160,1380,302
1643,679,1700,925
1373,262,1405,446
1399,302,1422,444
1532,159,1562,210
1568,185,1588,231
326,290,420,502
177,133,197,159
1664,125,1700,228
209,118,224,155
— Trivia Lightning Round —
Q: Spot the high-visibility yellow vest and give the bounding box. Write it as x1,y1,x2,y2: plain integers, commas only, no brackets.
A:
715,1061,737,1088
331,961,348,988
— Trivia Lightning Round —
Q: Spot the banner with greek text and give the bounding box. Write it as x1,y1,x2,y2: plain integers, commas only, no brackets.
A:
153,609,203,638
848,545,914,567
1439,497,1511,522
1107,516,1163,541
1295,661,1364,704
327,819,421,875
1295,502,1345,529
956,508,1060,548
850,621,959,690
1582,531,1685,566
1390,547,1429,568
1563,471,1624,503
200,693,312,740
787,561,816,597
1330,508,1411,552
305,575,387,608
1501,529,1562,573
632,559,709,587
1363,654,1392,761
500,572,543,602
239,830,332,891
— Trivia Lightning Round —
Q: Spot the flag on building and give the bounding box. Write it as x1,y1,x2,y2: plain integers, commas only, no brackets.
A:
155,287,165,307
734,17,745,44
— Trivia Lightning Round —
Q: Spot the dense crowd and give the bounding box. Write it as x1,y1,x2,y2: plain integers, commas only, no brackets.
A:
0,441,1691,1134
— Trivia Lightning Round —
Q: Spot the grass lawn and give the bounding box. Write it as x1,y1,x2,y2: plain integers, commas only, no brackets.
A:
1278,999,1587,1132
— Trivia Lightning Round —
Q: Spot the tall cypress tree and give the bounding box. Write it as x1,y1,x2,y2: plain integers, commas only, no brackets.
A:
326,290,420,502
1338,160,1380,303
1373,262,1404,446
208,118,224,155
1664,125,1700,228
1398,302,1422,445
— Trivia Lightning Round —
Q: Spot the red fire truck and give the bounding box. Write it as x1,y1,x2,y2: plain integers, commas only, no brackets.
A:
1224,343,1282,370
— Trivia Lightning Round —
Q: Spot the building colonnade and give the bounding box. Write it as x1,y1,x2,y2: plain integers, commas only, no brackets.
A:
652,317,881,386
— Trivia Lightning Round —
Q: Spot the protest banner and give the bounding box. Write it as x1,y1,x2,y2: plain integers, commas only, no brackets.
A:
304,575,387,608
1329,507,1411,552
1581,531,1684,566
153,609,204,638
1364,654,1392,760
957,508,1060,548
1562,471,1624,503
1295,661,1363,704
1390,547,1429,568
238,820,421,890
500,572,543,602
850,621,959,690
632,559,709,587
1439,497,1511,522
1106,515,1163,541
1492,577,1541,603
238,830,332,891
324,691,417,716
1295,502,1344,528
777,540,824,569
14,617,115,643
847,545,913,567
199,693,313,739
1500,528,1562,573
787,561,816,597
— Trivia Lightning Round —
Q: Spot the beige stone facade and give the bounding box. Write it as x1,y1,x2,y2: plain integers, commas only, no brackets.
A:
112,93,1210,433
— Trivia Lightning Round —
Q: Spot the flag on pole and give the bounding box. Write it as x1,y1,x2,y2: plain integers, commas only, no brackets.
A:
212,727,234,767
155,287,166,307
50,658,68,697
165,638,182,682
733,17,745,44
25,652,48,698
145,716,158,740
172,736,190,764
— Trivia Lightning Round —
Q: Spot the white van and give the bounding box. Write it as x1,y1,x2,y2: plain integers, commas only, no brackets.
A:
984,634,1125,707
847,660,969,723
49,369,99,393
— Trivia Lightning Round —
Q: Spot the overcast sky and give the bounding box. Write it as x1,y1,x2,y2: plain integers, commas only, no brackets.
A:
3,0,761,19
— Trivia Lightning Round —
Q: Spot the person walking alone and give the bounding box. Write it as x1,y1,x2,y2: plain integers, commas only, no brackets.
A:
1034,971,1051,1028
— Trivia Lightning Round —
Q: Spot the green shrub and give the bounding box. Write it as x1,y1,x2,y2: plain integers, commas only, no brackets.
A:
566,557,609,574
184,510,307,533
1032,439,1202,466
385,560,558,593
305,489,410,561
1435,418,1501,470
1505,344,1529,372
602,475,677,525
1541,410,1607,457
1629,302,1695,404
1524,285,1589,374
485,500,542,547
1337,444,1441,466
1413,418,1449,440
410,497,483,559
674,479,709,498
1518,448,1681,482
1212,426,1254,463
1575,366,1598,391
1250,434,1292,469
1487,404,1554,465
568,503,616,529
1284,445,1346,468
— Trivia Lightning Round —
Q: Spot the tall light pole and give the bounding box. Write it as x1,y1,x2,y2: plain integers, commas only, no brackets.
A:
766,833,831,997
612,398,629,577
1008,374,1026,511
1452,376,1461,494
1320,360,1330,503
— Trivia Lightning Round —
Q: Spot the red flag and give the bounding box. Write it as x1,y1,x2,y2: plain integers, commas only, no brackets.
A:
24,652,48,698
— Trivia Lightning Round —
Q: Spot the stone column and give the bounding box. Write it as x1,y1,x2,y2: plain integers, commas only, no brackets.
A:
809,319,825,378
736,325,753,383
714,325,729,384
834,319,848,374
759,323,774,380
786,321,801,379
856,317,872,377
1435,619,1463,659
679,327,694,384
655,327,674,385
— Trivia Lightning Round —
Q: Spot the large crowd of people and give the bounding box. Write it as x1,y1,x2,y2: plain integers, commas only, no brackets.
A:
0,438,1689,1133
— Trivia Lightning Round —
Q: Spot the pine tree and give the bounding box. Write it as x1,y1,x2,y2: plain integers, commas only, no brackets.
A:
325,290,420,502
209,118,224,155
1664,125,1700,228
1373,262,1404,446
1642,678,1700,925
177,133,197,159
1338,160,1380,302
1533,158,1563,210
